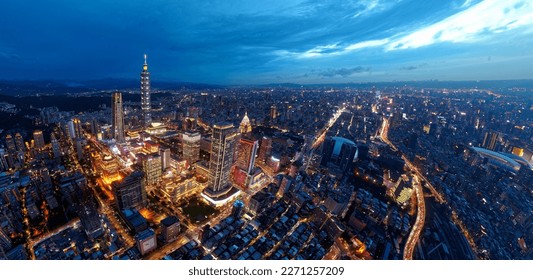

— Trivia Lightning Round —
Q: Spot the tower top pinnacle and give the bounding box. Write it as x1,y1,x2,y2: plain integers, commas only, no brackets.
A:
143,54,148,71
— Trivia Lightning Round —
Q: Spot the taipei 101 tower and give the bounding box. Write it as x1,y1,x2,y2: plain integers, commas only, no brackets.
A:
141,54,152,127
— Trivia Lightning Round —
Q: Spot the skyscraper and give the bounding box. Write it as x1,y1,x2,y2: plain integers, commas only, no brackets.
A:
14,133,25,153
235,138,258,174
33,130,45,150
338,142,357,174
270,105,277,120
482,131,499,151
159,147,171,171
112,91,125,142
112,170,147,211
140,54,152,127
4,135,16,153
182,131,201,165
73,118,83,139
320,137,335,167
258,136,272,164
207,123,238,194
51,133,61,158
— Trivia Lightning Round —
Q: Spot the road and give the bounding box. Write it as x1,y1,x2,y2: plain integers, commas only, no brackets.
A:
403,175,425,260
379,117,425,260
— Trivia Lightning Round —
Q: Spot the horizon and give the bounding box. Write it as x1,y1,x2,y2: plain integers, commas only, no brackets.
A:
1,1,533,84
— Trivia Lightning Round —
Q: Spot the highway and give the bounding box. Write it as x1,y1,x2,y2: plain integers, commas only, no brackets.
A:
379,117,425,260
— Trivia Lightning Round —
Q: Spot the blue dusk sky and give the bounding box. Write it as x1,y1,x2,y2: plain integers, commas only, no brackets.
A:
1,0,532,84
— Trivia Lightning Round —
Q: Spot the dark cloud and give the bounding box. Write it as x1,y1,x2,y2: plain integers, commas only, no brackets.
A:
400,63,428,71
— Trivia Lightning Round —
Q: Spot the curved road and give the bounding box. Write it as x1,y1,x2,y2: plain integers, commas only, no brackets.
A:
379,117,425,260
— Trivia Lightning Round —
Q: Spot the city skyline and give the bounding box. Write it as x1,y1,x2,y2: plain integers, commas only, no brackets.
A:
1,1,533,84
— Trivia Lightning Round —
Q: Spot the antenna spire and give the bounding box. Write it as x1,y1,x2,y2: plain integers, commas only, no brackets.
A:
144,54,147,65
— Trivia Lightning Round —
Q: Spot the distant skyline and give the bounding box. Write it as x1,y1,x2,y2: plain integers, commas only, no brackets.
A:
1,0,533,85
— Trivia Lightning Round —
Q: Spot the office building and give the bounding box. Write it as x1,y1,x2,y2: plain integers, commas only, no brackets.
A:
112,171,147,211
142,154,162,191
258,136,272,164
320,137,335,167
182,131,201,165
33,130,45,150
205,122,238,199
160,216,180,243
112,91,125,142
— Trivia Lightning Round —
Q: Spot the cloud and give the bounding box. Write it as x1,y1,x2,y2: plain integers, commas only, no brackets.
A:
353,0,403,18
400,63,428,71
318,66,371,77
385,0,533,51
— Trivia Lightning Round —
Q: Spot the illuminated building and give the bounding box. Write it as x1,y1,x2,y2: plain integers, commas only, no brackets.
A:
203,122,239,203
235,138,257,174
33,130,45,150
136,228,156,256
232,138,258,189
51,134,61,158
270,105,277,120
100,155,122,185
239,112,252,135
258,136,272,164
140,54,152,127
160,216,180,243
143,140,159,154
14,133,25,152
512,147,524,157
4,135,15,153
113,170,147,211
182,131,201,165
141,154,162,191
112,91,125,142
267,155,280,172
159,147,171,171
73,118,83,139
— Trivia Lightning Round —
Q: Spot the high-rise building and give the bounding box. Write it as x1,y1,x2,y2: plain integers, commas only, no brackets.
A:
142,154,161,191
270,105,277,120
159,147,171,171
232,138,258,189
140,54,152,127
14,133,25,153
51,134,61,158
320,137,335,167
90,119,100,136
235,138,258,174
33,130,45,150
112,170,147,211
73,118,83,139
239,112,252,136
207,123,238,194
4,135,16,153
112,91,125,142
482,131,499,151
258,136,272,164
182,131,201,165
338,142,357,173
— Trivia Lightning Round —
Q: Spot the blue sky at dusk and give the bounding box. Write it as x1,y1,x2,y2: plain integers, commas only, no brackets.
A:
1,0,532,84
